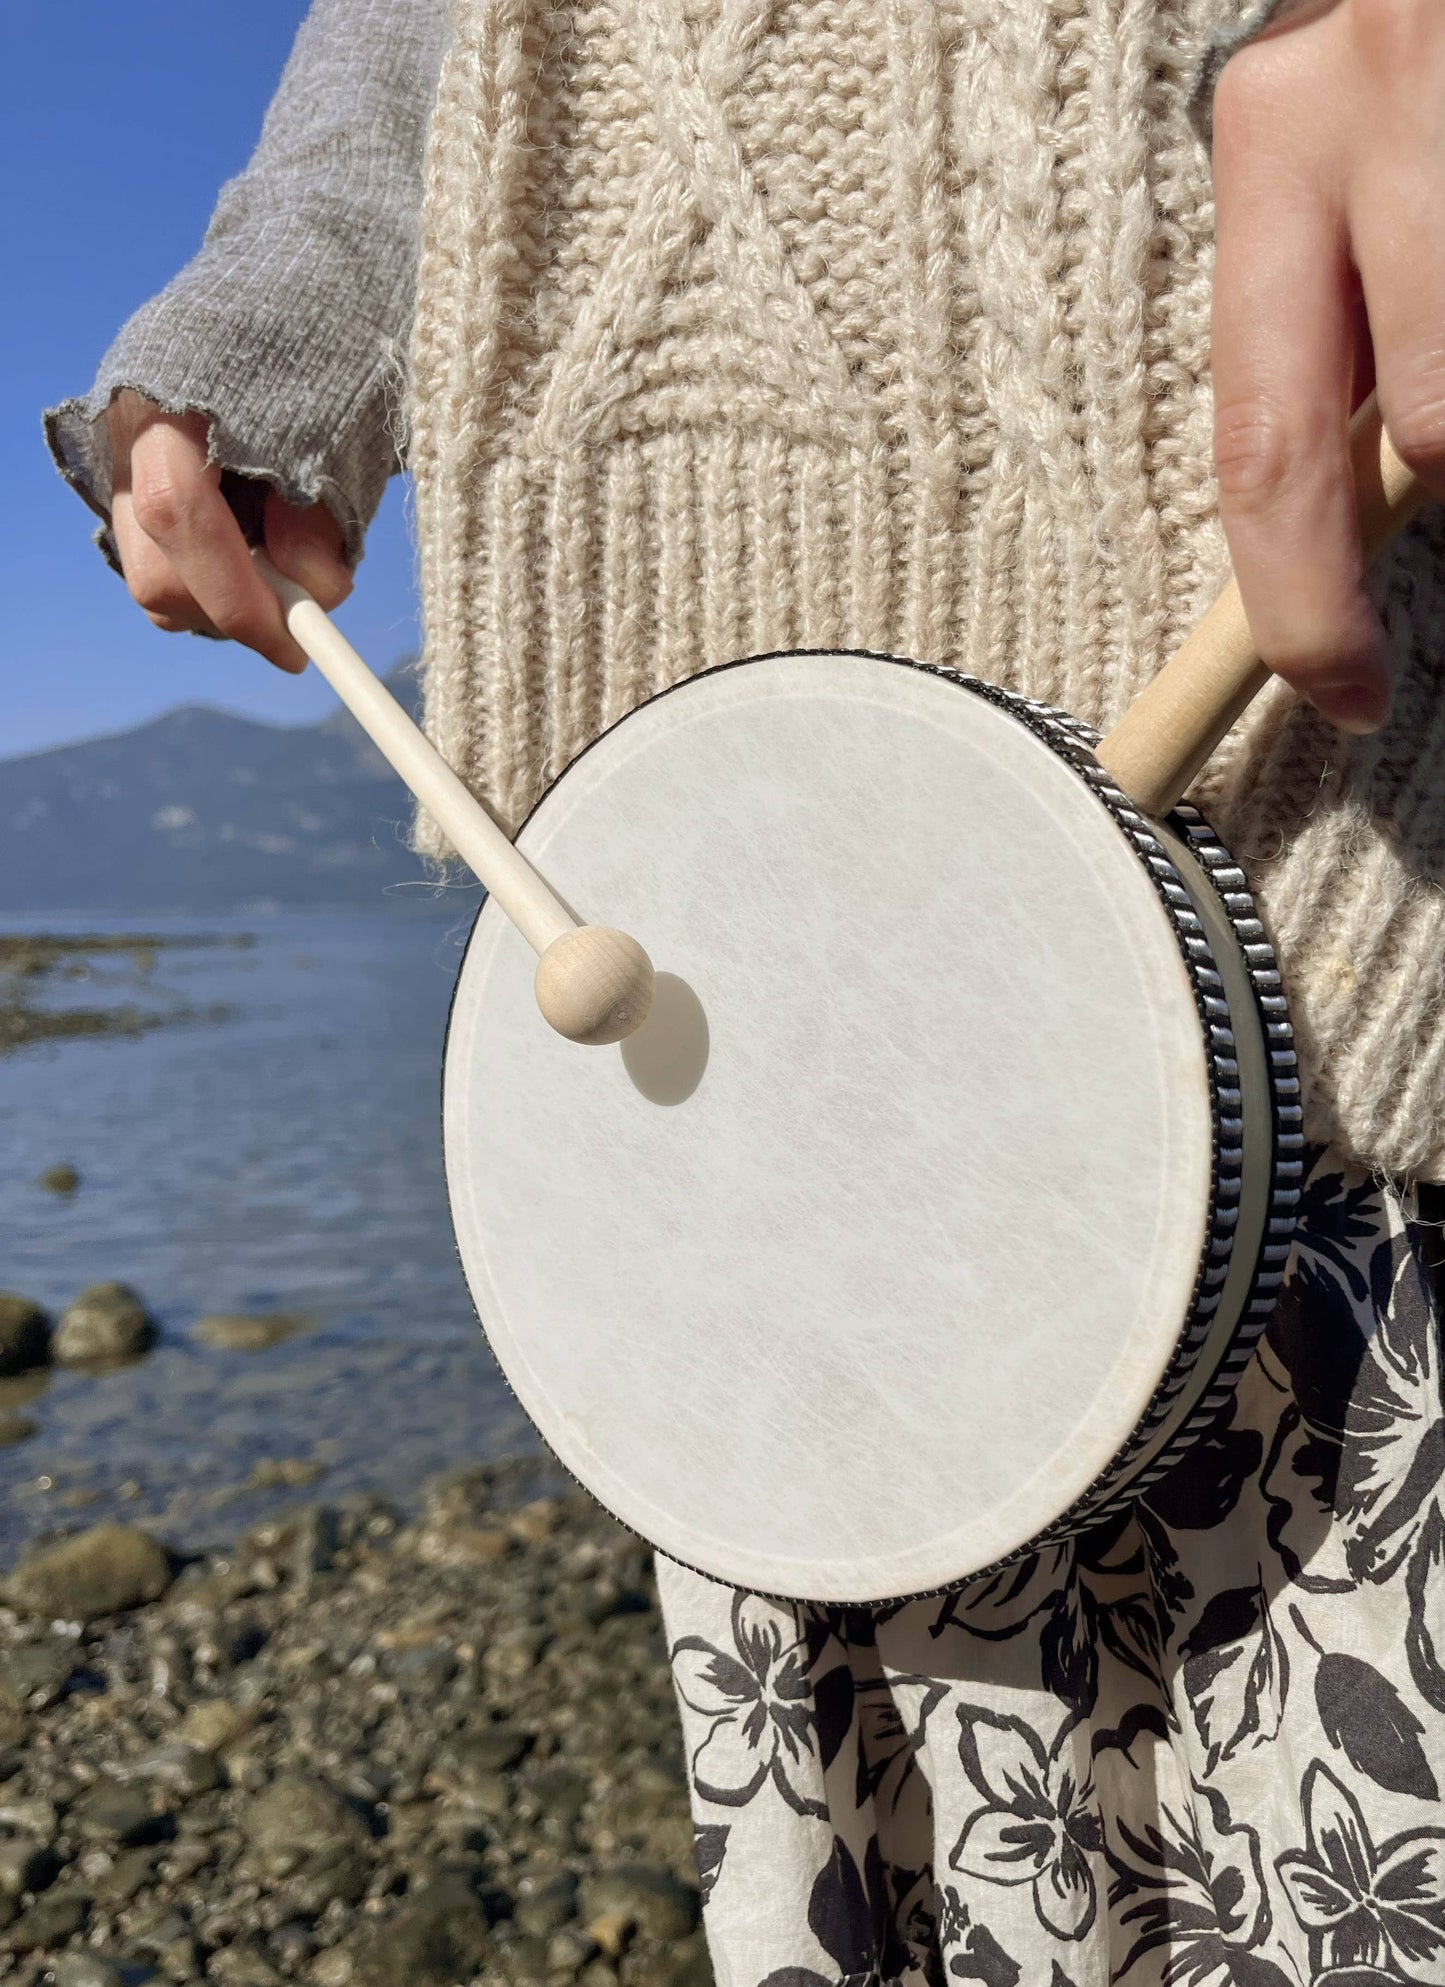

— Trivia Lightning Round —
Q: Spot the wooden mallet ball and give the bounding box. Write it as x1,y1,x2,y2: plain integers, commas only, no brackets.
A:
534,926,656,1045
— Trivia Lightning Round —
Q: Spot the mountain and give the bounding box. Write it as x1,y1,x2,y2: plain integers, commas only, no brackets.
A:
0,663,475,914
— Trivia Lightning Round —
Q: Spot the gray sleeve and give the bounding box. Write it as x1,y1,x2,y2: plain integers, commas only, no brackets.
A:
43,0,451,571
1188,1,1314,149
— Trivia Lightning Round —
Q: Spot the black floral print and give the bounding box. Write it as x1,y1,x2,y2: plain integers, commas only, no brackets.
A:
951,1710,1101,1940
1276,1762,1445,1980
673,1591,837,1819
658,1149,1445,1987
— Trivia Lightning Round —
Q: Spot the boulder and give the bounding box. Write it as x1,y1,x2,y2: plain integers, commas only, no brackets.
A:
52,1282,154,1366
2,1524,173,1621
0,1295,50,1375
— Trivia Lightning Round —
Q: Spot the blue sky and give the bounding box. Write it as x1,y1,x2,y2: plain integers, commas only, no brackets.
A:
0,4,420,759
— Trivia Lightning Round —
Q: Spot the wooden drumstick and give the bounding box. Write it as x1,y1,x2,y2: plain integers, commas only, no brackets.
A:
1097,393,1430,817
256,554,654,1045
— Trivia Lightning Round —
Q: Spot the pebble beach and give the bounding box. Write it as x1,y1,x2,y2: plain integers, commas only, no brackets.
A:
0,1459,706,1987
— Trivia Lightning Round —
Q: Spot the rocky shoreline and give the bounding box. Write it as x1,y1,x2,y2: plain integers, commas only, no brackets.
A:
0,1460,708,1987
0,937,242,1054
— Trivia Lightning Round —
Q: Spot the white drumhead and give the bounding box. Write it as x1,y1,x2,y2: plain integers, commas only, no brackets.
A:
444,654,1216,1601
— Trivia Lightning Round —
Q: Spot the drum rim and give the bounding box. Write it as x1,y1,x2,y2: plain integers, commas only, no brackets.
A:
439,647,1304,1602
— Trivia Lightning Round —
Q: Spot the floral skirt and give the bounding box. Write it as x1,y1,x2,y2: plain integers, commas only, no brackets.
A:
657,1147,1445,1987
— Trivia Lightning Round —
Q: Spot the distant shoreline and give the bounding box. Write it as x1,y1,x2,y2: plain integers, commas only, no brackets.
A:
0,933,247,1053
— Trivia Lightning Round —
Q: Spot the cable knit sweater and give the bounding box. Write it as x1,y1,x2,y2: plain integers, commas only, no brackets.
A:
47,0,1445,1185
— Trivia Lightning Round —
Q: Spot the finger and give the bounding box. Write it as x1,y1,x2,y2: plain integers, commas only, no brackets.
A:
1349,157,1445,504
1210,70,1391,734
264,491,354,612
111,489,214,634
127,421,309,674
109,397,214,632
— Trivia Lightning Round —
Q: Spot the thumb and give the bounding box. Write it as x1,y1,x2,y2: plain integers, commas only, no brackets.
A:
264,489,354,611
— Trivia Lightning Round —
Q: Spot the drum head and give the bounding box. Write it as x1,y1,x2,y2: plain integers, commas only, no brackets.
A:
443,653,1220,1602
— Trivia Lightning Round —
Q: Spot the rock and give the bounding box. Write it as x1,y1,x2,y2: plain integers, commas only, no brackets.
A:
177,1700,252,1755
5,1884,88,1949
0,1296,50,1376
524,1772,592,1828
579,1867,700,1944
644,1931,716,1987
0,1415,38,1447
112,1744,221,1799
0,1838,55,1897
340,1873,493,1987
96,1846,159,1902
193,1313,310,1353
0,1800,58,1844
282,1844,370,1916
0,1641,78,1711
483,1626,549,1684
210,1945,283,1986
449,1723,531,1776
71,1779,169,1848
411,1522,512,1568
587,1910,631,1959
514,1872,579,1937
52,1284,155,1367
245,1458,325,1492
548,1926,598,1974
3,1526,173,1621
242,1776,368,1879
48,1956,126,1987
36,1164,79,1195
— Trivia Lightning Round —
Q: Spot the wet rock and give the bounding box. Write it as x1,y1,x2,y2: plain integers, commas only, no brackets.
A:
483,1626,549,1684
514,1871,579,1937
0,1296,50,1375
449,1723,531,1777
0,1838,55,1896
112,1745,221,1799
5,1884,89,1950
0,1640,78,1712
282,1843,370,1916
496,1928,550,1985
71,1780,170,1849
245,1458,325,1493
176,1700,252,1755
52,1284,155,1367
411,1522,512,1569
0,1799,58,1844
48,1956,126,1987
579,1866,700,1943
96,1846,160,1903
340,1872,493,1987
193,1313,310,1353
209,1944,283,1986
243,1776,368,1879
36,1165,80,1195
3,1526,172,1622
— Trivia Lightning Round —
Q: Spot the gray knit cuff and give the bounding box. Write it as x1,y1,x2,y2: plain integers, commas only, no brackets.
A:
1187,0,1318,149
43,285,404,576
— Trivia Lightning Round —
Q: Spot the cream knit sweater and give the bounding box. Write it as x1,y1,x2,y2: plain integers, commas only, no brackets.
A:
408,0,1445,1184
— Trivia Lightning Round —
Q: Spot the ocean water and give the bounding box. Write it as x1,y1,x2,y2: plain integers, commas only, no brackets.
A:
0,906,540,1555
